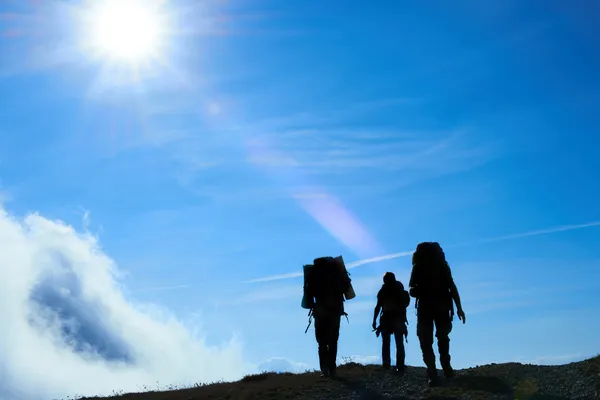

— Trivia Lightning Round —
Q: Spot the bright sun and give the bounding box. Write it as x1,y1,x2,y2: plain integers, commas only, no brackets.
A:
87,0,165,64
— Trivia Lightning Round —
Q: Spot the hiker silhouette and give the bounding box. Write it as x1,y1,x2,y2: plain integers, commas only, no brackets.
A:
301,256,355,378
409,242,466,387
372,272,410,374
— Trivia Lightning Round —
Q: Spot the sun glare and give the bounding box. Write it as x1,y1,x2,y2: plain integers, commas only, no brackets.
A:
87,0,166,64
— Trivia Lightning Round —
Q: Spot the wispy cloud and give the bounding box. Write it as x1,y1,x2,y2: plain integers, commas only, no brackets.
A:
238,98,419,133
131,284,193,293
246,219,600,283
346,252,414,270
245,271,303,284
245,127,493,175
242,253,415,284
472,220,600,244
239,116,495,274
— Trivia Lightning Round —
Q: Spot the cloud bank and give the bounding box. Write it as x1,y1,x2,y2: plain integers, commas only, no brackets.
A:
0,207,246,400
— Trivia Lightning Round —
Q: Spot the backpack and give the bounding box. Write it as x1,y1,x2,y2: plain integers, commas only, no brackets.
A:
410,242,454,311
302,256,352,331
308,256,351,301
378,281,410,322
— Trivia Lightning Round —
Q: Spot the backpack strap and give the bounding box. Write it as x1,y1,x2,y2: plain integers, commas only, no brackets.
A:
304,309,349,334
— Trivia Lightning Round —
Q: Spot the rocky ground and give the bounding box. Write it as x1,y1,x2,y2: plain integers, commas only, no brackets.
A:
80,355,600,400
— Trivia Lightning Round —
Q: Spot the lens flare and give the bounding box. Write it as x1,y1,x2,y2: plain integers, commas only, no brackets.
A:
245,137,384,259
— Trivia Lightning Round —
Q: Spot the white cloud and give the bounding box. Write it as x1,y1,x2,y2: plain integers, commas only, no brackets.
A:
0,207,246,400
256,357,309,374
517,353,585,366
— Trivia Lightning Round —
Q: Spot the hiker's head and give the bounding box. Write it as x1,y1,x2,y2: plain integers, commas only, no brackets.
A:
383,272,396,285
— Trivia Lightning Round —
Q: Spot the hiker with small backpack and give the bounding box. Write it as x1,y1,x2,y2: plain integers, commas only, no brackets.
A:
301,256,355,378
409,242,466,387
372,272,411,374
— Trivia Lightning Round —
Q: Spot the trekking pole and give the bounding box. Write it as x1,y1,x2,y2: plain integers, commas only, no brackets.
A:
373,325,381,338
304,309,313,334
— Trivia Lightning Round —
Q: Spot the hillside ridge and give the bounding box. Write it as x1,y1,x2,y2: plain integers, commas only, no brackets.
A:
80,355,600,400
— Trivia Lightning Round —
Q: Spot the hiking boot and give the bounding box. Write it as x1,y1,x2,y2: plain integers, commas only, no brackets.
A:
395,365,406,376
428,376,441,387
426,368,439,387
440,354,453,377
443,366,455,379
381,364,391,370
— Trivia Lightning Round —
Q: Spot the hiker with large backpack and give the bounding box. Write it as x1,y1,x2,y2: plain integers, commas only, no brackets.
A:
372,272,410,374
301,256,355,378
409,242,466,387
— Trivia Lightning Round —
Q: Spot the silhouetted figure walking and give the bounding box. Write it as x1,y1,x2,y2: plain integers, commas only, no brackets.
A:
302,256,355,378
409,242,466,386
372,272,410,374
313,293,344,377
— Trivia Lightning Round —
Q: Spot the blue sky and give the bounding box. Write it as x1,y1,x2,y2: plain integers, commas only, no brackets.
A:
1,0,600,398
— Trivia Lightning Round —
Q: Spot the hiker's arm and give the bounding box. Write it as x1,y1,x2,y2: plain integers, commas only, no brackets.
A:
449,279,463,311
447,267,466,323
445,265,462,309
408,267,420,298
450,280,466,323
372,301,381,329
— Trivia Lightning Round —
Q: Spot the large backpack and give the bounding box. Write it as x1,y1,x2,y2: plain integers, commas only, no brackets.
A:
301,256,354,314
308,256,351,301
378,281,410,322
302,256,352,333
410,242,454,311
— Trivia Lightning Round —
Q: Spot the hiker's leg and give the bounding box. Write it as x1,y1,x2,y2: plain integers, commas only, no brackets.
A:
435,312,454,377
417,312,437,380
381,330,392,369
314,316,329,375
328,315,341,374
393,321,406,370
